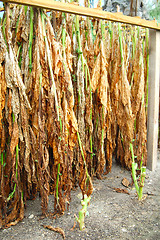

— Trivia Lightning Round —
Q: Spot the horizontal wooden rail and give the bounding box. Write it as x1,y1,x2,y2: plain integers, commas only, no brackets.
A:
1,0,160,30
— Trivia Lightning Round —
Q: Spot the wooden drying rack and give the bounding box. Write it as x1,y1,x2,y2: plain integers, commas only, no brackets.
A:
0,0,160,171
0,0,160,30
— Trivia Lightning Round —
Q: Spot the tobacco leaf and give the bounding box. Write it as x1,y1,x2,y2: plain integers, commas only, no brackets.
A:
10,5,21,31
131,38,143,116
85,31,94,71
20,102,32,185
0,64,6,131
135,100,147,166
10,118,19,156
65,34,73,72
121,177,130,188
29,126,38,184
98,40,108,107
91,53,100,93
21,8,31,91
43,225,65,239
46,18,62,76
4,195,24,228
104,121,113,174
94,25,101,56
86,176,93,197
79,163,87,196
77,58,85,145
113,187,130,195
14,7,25,50
0,9,148,229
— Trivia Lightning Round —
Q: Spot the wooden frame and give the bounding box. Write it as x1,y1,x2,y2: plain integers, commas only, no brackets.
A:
2,0,160,30
1,0,160,170
147,30,160,170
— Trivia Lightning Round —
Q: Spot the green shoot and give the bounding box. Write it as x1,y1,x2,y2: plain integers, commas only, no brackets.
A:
7,183,17,202
2,15,7,46
1,152,3,166
118,23,123,63
7,113,19,202
75,15,84,72
24,6,28,15
108,21,113,47
75,194,91,230
56,163,61,204
29,7,34,73
139,166,146,200
130,143,146,201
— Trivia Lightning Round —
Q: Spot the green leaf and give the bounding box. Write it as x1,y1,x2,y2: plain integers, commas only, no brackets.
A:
3,162,6,167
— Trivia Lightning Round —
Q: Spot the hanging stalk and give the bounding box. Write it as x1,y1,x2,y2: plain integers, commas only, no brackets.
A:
56,163,61,203
17,43,23,68
15,15,20,36
4,3,19,202
75,15,84,71
129,27,135,88
29,7,34,73
24,6,28,14
131,26,137,60
75,14,86,168
101,106,104,148
108,21,113,47
77,132,89,180
0,151,5,178
118,23,123,63
2,13,7,47
1,152,3,166
41,11,59,121
85,64,88,90
90,19,96,44
55,11,67,205
130,143,139,192
88,68,93,159
84,60,94,159
101,19,105,157
137,26,140,41
85,18,93,161
101,19,105,41
76,14,93,186
61,12,66,56
7,113,19,202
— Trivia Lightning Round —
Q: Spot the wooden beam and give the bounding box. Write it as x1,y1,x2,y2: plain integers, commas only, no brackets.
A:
147,30,160,171
2,0,160,30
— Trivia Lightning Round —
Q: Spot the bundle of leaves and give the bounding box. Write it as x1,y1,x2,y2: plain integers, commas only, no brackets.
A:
0,3,148,228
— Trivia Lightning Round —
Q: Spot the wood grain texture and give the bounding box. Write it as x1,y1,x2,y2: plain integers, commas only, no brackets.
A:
2,0,160,30
147,30,160,170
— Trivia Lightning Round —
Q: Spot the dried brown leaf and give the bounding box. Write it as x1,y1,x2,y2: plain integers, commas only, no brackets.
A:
98,41,108,107
113,187,130,195
0,64,6,131
121,177,130,188
10,119,19,156
91,53,100,92
43,225,65,239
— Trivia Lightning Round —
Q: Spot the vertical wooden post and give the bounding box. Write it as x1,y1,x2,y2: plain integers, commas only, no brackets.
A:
147,30,160,171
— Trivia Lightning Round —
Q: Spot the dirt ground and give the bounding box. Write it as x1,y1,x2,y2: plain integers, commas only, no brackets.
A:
0,152,160,240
